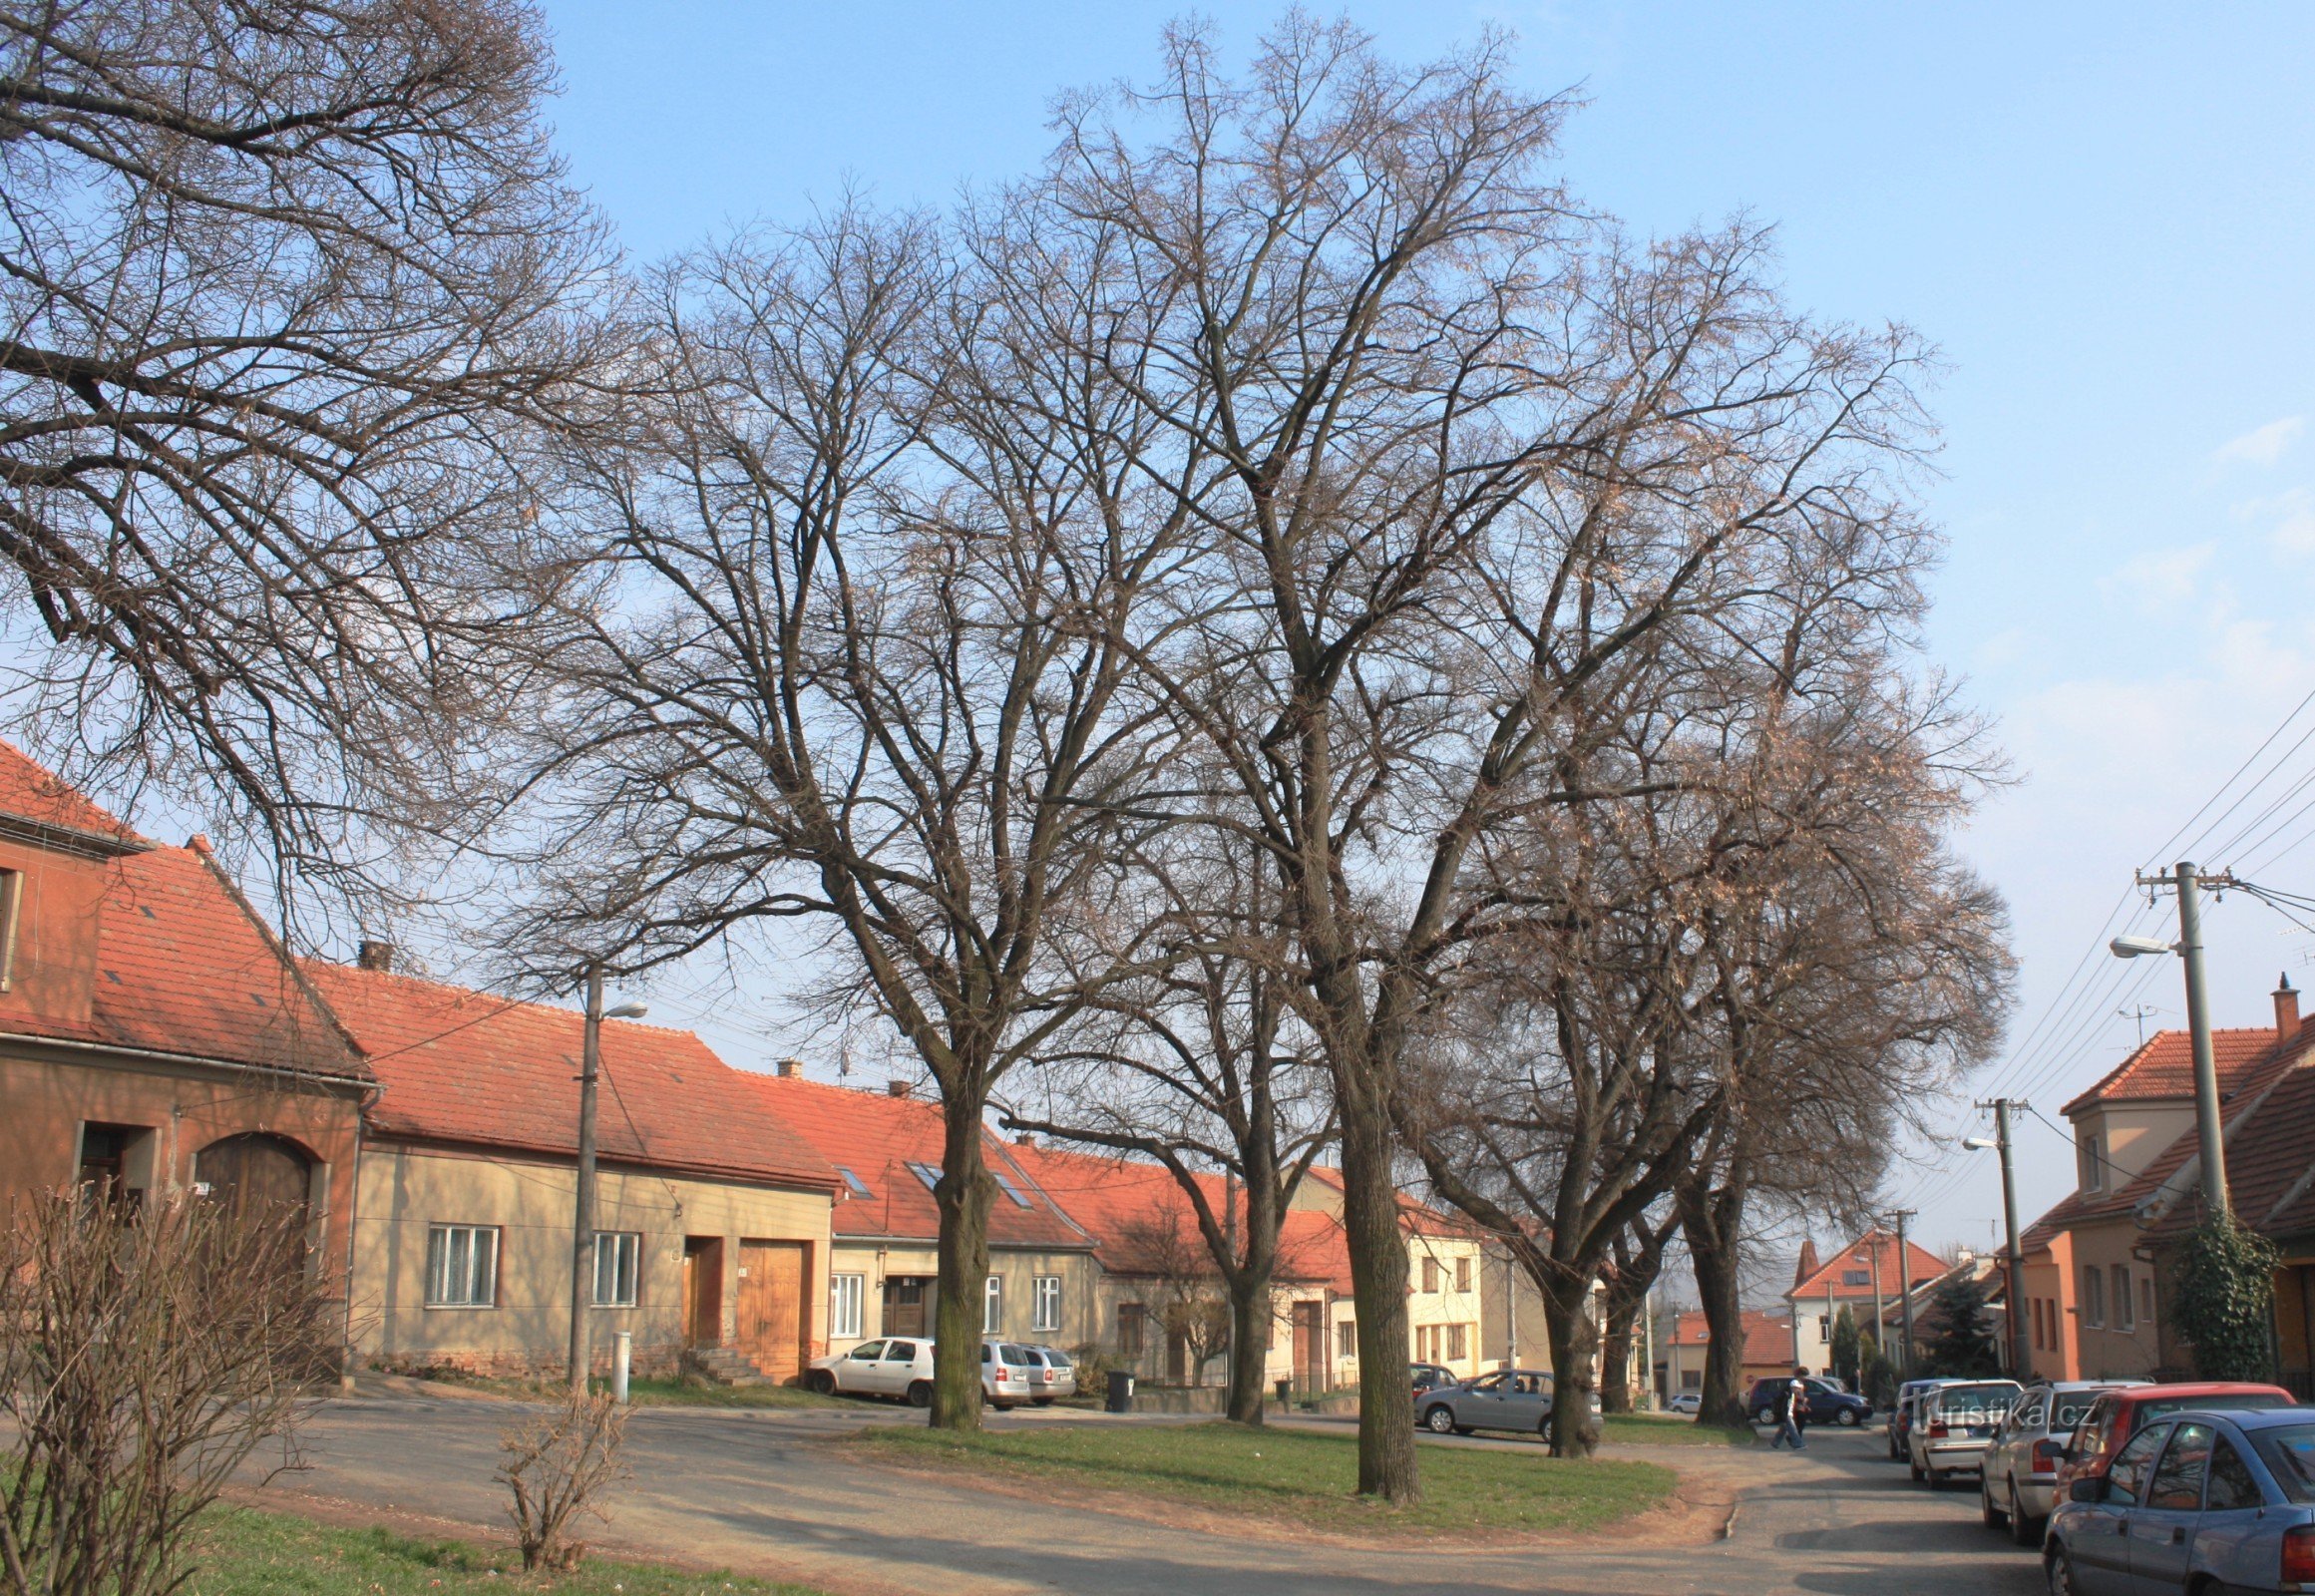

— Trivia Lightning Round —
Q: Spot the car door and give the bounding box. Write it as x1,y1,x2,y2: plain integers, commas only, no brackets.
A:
1500,1373,1549,1432
875,1339,922,1396
2185,1432,2270,1588
2072,1423,2170,1594
835,1340,885,1393
2127,1420,2213,1593
1455,1372,1506,1430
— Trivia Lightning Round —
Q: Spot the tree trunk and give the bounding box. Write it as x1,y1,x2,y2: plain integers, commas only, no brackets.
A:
1226,1277,1271,1424
1681,1178,1749,1428
1339,1088,1417,1499
1541,1266,1604,1458
1599,1312,1636,1415
932,1094,995,1430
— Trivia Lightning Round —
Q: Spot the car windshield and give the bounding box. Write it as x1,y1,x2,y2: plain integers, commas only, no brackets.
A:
2251,1424,2315,1503
2049,1392,2107,1430
1933,1385,2021,1422
848,1341,884,1360
2136,1394,2288,1423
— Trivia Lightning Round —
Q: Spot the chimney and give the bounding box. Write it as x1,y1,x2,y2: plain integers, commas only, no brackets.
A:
887,1078,912,1099
1015,1131,1034,1147
776,1057,802,1078
356,939,395,973
2276,974,2299,1040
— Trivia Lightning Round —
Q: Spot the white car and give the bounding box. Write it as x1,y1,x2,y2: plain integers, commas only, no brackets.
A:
1667,1392,1703,1416
808,1337,936,1405
1908,1379,2024,1487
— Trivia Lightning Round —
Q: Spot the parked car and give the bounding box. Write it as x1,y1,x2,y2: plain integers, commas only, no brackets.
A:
2043,1407,2315,1595
1745,1375,1873,1427
1667,1392,1702,1416
1418,1368,1555,1436
1410,1362,1460,1397
1978,1380,2146,1544
2055,1382,2300,1496
980,1340,1043,1409
1891,1379,1971,1462
1906,1379,2024,1486
1021,1344,1077,1403
807,1337,937,1405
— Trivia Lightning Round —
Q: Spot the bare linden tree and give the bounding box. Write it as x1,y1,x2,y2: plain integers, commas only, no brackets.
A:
0,0,623,918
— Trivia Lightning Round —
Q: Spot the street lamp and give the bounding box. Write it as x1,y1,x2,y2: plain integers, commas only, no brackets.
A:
1961,1110,2030,1380
2108,863,2229,1217
571,968,648,1393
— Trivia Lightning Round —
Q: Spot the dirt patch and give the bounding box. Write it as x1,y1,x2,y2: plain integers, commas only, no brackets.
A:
830,1432,1738,1553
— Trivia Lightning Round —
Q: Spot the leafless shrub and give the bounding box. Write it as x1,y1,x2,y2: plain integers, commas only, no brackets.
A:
495,1390,629,1573
0,1187,336,1596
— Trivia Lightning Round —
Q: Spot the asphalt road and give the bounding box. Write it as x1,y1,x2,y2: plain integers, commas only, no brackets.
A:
245,1395,2050,1596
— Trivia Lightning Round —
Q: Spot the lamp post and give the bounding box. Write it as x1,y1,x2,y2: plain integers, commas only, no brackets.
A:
2111,861,2230,1216
570,967,648,1394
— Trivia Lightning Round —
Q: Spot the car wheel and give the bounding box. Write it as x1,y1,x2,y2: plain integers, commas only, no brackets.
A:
1981,1474,2005,1529
807,1370,836,1395
906,1381,934,1407
1423,1404,1457,1434
2046,1543,2078,1596
1835,1407,1859,1426
1754,1405,1776,1425
2009,1479,2042,1548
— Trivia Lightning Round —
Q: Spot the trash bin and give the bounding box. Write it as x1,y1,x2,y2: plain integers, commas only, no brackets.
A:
1105,1370,1135,1413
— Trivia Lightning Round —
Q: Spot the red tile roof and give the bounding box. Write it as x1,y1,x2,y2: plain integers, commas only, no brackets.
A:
0,741,144,849
0,834,367,1080
740,1074,1089,1250
1666,1308,1796,1368
2061,1026,2282,1116
1787,1228,1947,1303
1298,1163,1498,1241
999,1137,1340,1283
2135,1034,2315,1244
307,963,832,1191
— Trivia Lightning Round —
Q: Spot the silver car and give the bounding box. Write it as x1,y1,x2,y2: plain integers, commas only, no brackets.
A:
1908,1379,2023,1487
1892,1378,1971,1461
2044,1408,2315,1595
1418,1368,1555,1436
1021,1344,1076,1403
1979,1380,2146,1545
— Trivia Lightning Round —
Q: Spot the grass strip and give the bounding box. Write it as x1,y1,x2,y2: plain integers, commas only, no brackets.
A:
853,1419,1676,1537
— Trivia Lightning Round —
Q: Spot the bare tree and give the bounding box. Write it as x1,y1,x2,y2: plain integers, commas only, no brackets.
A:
510,205,1196,1429
497,1390,630,1574
1111,1207,1237,1389
1597,1206,1682,1415
0,0,621,916
0,1188,338,1596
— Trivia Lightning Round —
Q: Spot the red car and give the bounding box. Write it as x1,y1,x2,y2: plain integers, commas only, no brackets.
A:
2055,1381,2298,1493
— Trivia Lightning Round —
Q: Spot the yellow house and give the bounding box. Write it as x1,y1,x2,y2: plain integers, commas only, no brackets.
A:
1288,1169,1488,1386
310,956,839,1382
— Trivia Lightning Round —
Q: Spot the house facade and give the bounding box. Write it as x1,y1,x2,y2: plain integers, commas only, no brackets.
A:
1285,1168,1491,1386
1657,1307,1797,1399
313,957,840,1382
0,748,371,1341
1784,1228,1949,1373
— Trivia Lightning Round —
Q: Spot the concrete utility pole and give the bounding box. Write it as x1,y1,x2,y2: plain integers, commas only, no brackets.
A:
569,965,605,1395
2114,862,2235,1217
1971,1099,2032,1380
1891,1209,1918,1378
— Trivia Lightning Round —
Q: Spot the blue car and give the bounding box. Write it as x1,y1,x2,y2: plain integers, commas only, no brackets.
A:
2045,1406,2315,1594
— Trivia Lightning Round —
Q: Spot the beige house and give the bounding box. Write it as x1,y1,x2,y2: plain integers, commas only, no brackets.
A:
1288,1169,1489,1386
747,1070,1102,1357
310,956,839,1382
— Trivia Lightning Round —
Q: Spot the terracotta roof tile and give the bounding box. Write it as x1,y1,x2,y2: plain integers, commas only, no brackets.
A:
740,1074,1088,1250
1786,1228,1947,1302
999,1138,1340,1283
2061,1026,2282,1116
1666,1309,1795,1367
308,963,831,1191
0,741,144,847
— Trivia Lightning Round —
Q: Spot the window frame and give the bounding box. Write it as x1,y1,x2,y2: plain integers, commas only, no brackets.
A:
2113,1264,2135,1332
2081,1132,2105,1192
1030,1274,1062,1334
830,1272,865,1339
2082,1264,2106,1328
1420,1256,1440,1293
1454,1256,1471,1292
1337,1320,1356,1360
1118,1301,1146,1358
0,867,20,992
425,1223,501,1309
982,1273,1002,1334
591,1230,641,1308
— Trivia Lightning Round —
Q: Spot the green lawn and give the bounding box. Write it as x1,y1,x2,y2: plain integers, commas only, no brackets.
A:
852,1420,1677,1536
184,1504,829,1596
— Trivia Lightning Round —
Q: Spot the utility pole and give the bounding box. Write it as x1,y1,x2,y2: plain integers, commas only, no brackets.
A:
1891,1209,1918,1379
2116,863,2235,1216
1869,1237,1884,1372
1972,1099,2032,1381
569,965,604,1395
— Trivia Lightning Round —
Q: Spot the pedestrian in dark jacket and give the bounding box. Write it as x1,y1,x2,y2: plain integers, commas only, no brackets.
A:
1768,1367,1809,1451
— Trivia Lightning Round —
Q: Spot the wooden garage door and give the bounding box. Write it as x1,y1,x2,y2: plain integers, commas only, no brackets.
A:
735,1241,806,1383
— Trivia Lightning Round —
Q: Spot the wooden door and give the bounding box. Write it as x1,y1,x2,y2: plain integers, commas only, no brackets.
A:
1295,1301,1327,1392
194,1133,311,1225
735,1240,805,1382
884,1277,927,1337
682,1237,724,1348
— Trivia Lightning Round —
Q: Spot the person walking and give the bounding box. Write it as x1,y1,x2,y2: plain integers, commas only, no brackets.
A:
1767,1366,1809,1451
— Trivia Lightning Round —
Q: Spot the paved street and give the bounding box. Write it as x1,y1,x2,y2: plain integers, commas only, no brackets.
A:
244,1393,2050,1596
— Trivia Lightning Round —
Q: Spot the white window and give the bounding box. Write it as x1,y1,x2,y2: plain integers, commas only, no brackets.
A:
1031,1274,1062,1333
983,1274,1003,1334
426,1224,499,1308
2082,1264,2106,1328
830,1272,865,1339
2113,1265,2134,1332
907,1160,942,1192
2080,1133,2104,1193
592,1231,640,1307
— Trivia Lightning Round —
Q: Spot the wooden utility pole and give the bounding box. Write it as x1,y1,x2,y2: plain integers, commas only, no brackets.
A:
569,965,604,1394
1891,1209,1918,1378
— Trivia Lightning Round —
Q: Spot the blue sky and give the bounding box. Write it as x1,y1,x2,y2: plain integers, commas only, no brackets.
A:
532,3,2315,1256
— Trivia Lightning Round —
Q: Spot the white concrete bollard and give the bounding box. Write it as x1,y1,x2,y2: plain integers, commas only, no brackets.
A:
612,1331,631,1404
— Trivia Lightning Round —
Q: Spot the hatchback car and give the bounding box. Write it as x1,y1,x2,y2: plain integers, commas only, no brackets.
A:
1410,1362,1459,1398
1021,1344,1076,1403
1419,1368,1556,1436
807,1337,937,1404
1979,1381,2146,1544
1892,1378,1971,1462
1667,1392,1703,1416
980,1340,1044,1408
1746,1375,1873,1427
2044,1407,2315,1595
1907,1379,2023,1486
2055,1382,2300,1496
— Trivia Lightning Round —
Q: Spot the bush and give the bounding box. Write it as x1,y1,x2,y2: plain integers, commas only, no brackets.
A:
0,1187,337,1596
2169,1211,2280,1382
496,1389,630,1572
